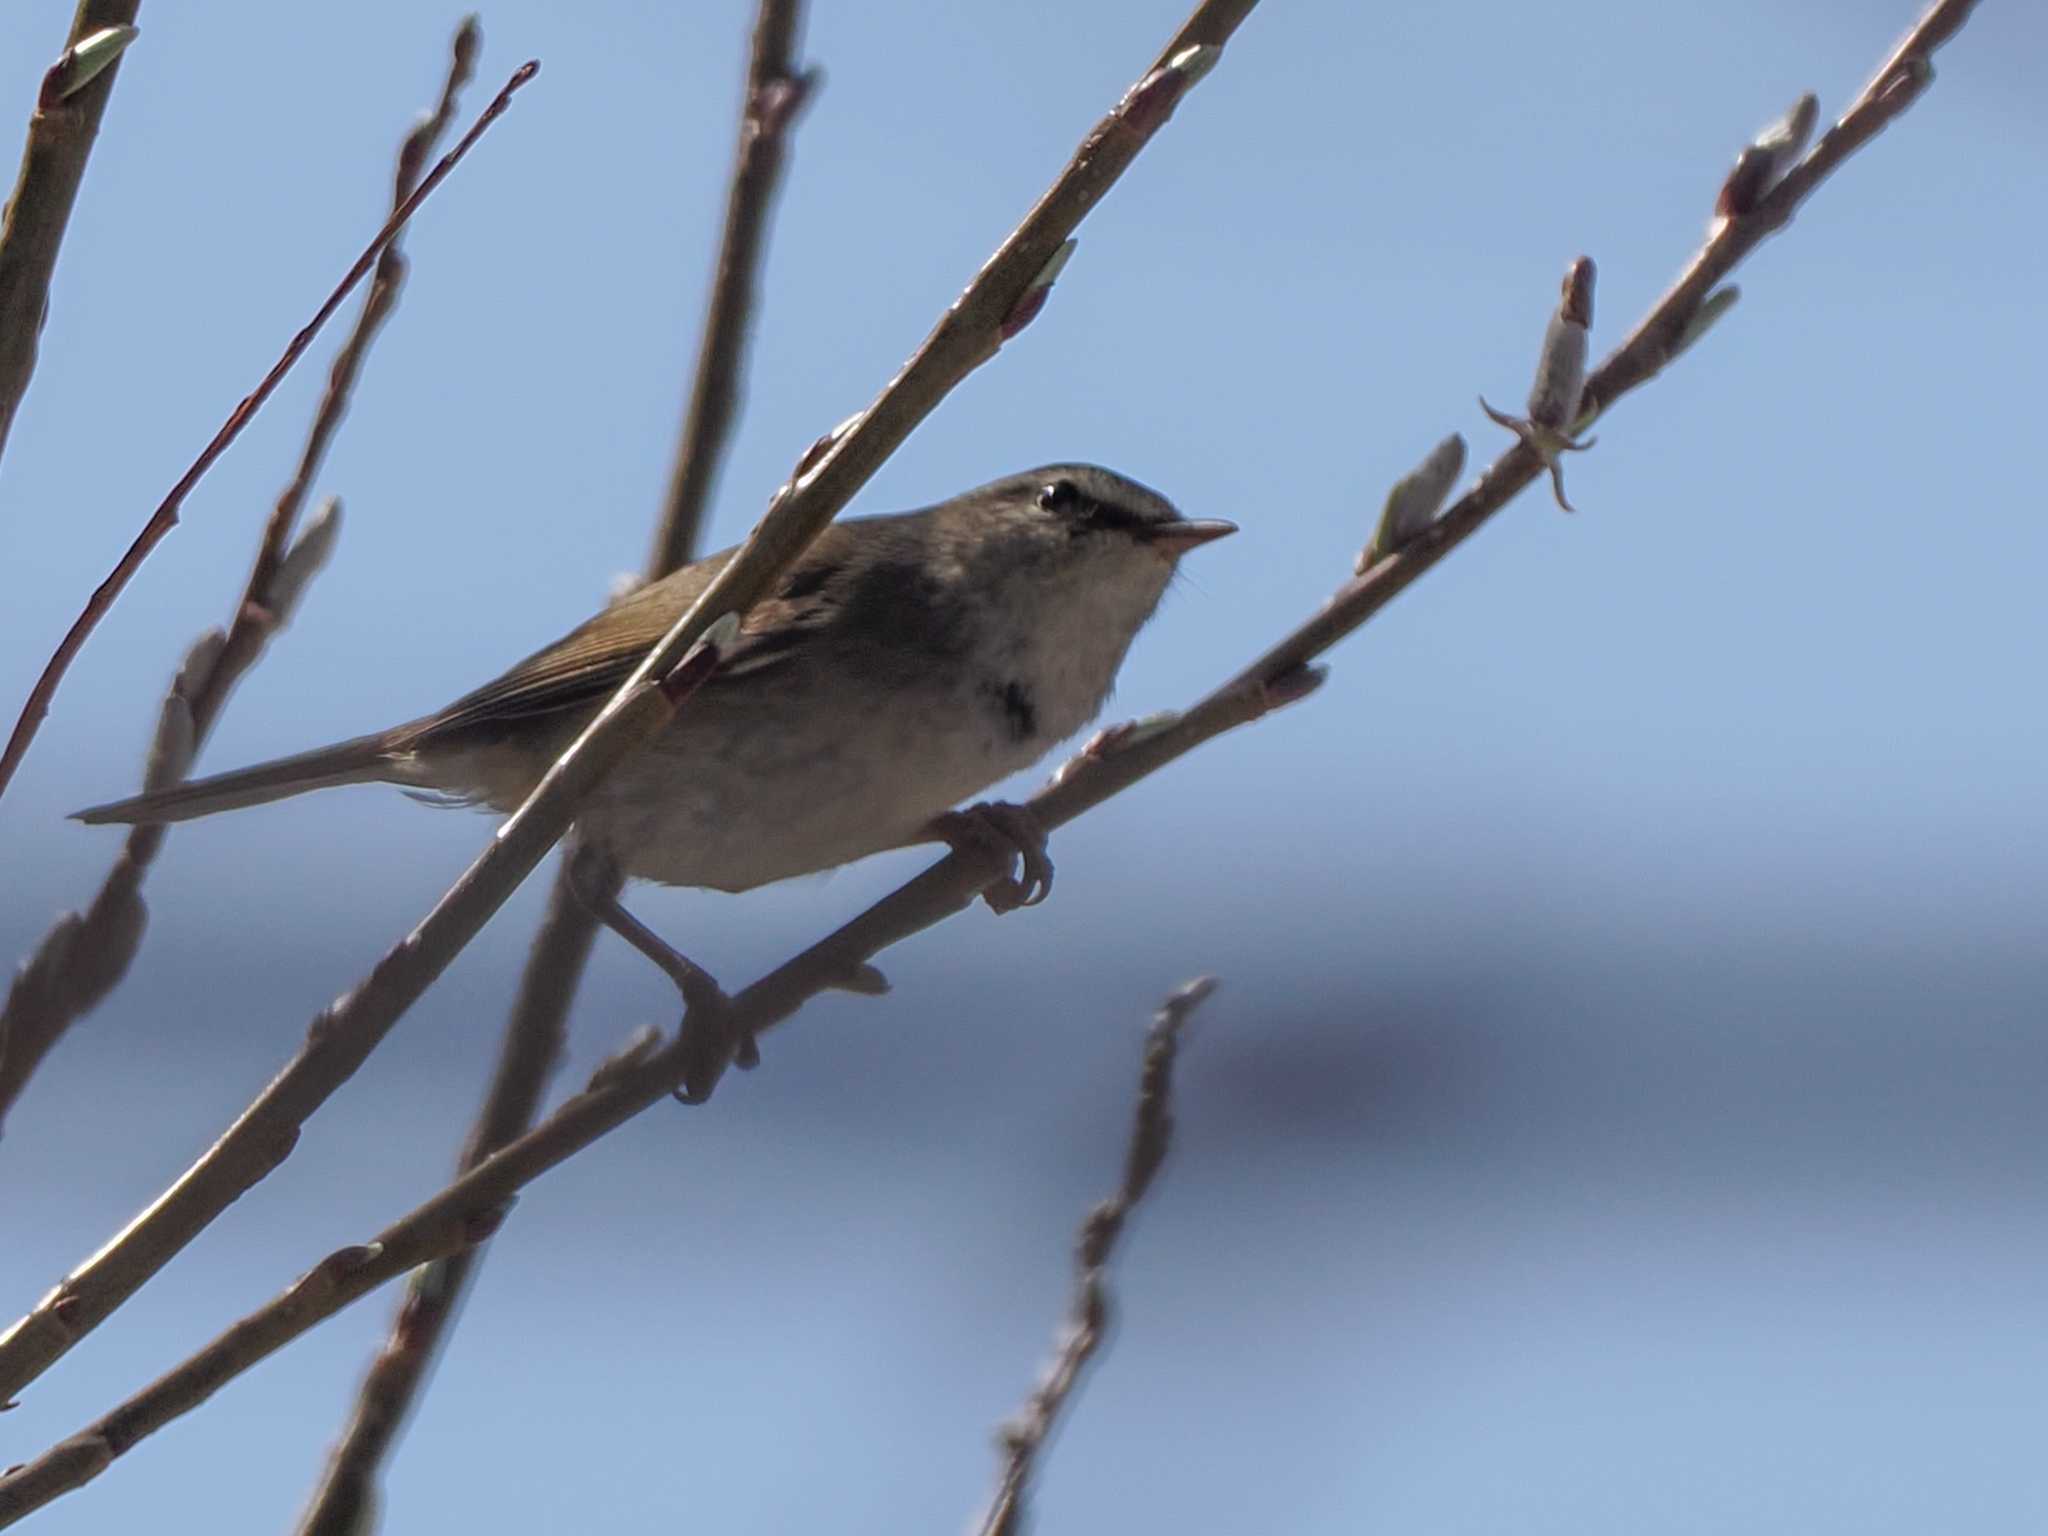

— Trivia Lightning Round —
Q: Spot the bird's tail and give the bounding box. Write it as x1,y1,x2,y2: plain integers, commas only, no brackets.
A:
72,731,403,826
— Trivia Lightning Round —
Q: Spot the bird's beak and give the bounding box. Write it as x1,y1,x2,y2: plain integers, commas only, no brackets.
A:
1141,518,1237,556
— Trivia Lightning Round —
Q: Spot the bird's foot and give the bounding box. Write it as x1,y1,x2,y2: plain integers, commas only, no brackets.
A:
928,800,1054,914
672,1010,756,1106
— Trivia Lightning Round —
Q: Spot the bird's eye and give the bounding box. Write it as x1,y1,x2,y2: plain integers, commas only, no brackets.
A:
1036,479,1081,515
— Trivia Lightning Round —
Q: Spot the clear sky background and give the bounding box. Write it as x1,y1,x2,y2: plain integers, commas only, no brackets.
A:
2,2,2044,1531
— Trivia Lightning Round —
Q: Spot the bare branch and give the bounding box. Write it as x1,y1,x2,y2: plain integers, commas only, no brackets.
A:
224,17,480,681
0,1,142,473
0,0,1250,1433
0,20,481,1139
292,17,809,1515
0,4,1979,1504
0,1214,509,1530
975,976,1216,1536
651,0,816,574
0,56,537,806
0,976,1214,1533
0,0,1973,1446
289,865,598,1536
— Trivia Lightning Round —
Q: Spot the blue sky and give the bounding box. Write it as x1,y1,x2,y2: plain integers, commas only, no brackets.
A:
2,2,2044,1532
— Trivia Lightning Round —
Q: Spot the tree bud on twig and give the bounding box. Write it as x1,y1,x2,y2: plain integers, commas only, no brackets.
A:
1674,285,1740,360
38,25,138,110
311,1245,385,1289
144,697,195,796
1123,43,1222,136
1717,92,1819,219
788,410,863,490
660,612,743,704
826,963,890,997
1480,256,1598,512
265,496,343,629
751,68,817,139
1055,710,1184,784
1532,256,1594,431
999,239,1077,342
1256,663,1327,714
1877,56,1933,108
1360,433,1466,570
586,1026,662,1094
172,628,227,712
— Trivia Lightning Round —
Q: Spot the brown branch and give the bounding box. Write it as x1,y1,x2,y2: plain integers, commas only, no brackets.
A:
0,56,537,807
0,977,1215,1533
287,869,598,1536
0,4,1983,1505
0,18,480,1141
292,10,812,1528
0,975,1214,1531
975,976,1216,1536
0,0,1250,1436
0,1,141,474
651,0,816,575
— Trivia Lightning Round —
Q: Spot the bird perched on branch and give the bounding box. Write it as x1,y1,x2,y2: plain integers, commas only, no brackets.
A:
77,464,1234,1006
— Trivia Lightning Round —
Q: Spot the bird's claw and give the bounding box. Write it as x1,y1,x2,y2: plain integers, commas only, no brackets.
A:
671,995,753,1106
930,800,1054,913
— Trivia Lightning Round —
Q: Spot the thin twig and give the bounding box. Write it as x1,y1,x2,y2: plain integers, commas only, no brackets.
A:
0,0,1254,1417
0,18,481,1140
288,867,599,1536
0,57,537,806
975,976,1216,1536
0,6,1981,1511
292,9,811,1528
651,0,816,574
0,979,1218,1534
0,1,142,473
221,17,480,686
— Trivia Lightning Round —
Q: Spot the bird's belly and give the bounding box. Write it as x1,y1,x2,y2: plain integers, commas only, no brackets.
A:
575,673,1049,892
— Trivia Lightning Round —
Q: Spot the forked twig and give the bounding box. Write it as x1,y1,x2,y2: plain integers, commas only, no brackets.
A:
0,16,482,1138
289,872,598,1536
292,7,813,1529
0,56,537,805
0,0,1255,1447
975,977,1216,1536
0,3,1978,1520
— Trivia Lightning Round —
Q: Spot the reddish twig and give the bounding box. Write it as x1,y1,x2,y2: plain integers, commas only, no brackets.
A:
292,19,809,1515
0,56,538,807
0,1,142,473
975,977,1216,1536
0,17,481,1139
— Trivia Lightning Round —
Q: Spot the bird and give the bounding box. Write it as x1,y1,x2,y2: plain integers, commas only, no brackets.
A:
76,464,1234,1017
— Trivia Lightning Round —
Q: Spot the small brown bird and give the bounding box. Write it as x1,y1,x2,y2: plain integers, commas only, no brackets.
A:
77,465,1233,1010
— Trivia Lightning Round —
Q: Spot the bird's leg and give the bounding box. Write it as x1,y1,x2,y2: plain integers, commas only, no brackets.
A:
566,842,727,1012
566,841,755,1102
926,800,1054,914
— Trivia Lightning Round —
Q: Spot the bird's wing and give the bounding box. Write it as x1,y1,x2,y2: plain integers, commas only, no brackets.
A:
410,531,856,744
